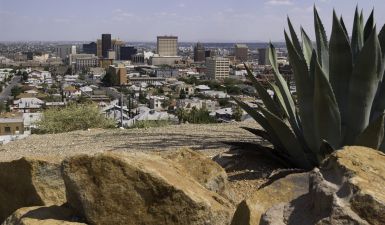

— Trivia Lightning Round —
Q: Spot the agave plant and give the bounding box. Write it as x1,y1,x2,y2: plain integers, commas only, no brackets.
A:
235,7,385,170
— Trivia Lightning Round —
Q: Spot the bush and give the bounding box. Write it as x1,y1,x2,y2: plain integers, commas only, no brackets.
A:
35,103,116,134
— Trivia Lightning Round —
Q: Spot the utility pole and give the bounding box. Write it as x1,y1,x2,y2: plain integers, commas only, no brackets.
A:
120,85,124,128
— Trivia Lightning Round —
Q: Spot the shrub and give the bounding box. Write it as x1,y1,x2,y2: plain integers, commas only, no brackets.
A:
235,7,385,169
35,103,116,134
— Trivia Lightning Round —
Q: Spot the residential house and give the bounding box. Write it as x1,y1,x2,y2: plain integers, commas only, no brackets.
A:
12,98,44,113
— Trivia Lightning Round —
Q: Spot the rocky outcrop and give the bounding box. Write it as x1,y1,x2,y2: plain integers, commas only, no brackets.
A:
164,148,228,194
2,205,86,225
230,172,309,225
62,152,233,225
0,158,66,222
260,146,385,225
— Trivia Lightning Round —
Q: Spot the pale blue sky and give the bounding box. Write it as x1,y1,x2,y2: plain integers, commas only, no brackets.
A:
0,0,384,42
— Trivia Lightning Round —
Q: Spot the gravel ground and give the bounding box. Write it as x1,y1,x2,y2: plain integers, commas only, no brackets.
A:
0,121,260,162
0,121,280,204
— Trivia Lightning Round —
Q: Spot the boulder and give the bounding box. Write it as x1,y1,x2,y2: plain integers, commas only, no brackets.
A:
164,148,228,194
0,158,66,223
230,172,309,225
62,152,233,225
2,205,86,225
260,146,385,225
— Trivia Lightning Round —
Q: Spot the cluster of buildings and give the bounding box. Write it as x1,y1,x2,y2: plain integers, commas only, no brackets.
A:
0,34,292,143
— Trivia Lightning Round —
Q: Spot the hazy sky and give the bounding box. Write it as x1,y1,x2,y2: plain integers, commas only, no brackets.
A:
0,0,384,42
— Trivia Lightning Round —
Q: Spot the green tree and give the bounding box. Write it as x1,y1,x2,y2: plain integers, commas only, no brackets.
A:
11,86,22,97
35,103,116,134
233,105,243,122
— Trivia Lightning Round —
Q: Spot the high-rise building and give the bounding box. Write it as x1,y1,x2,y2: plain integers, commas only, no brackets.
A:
206,57,230,80
96,39,102,58
56,45,76,59
102,34,112,58
258,48,270,65
234,44,248,62
120,46,138,60
194,43,205,62
157,36,178,56
83,42,97,55
112,39,124,60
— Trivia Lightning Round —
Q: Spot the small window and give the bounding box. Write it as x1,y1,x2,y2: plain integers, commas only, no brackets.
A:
16,127,19,131
4,127,11,134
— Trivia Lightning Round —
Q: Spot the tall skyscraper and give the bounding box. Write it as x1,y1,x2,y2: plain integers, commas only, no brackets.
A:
234,44,248,62
194,43,205,62
157,36,178,56
258,48,270,65
102,34,112,58
206,57,230,80
83,42,97,55
112,39,124,60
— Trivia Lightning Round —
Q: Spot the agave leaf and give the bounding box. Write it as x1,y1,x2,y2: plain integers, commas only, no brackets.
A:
314,6,329,74
318,140,335,162
244,64,282,118
314,59,342,149
269,82,289,118
352,7,364,62
285,31,317,151
309,50,317,82
364,9,375,42
355,113,385,149
340,16,349,38
370,25,385,121
287,17,303,57
301,27,314,67
257,104,313,169
329,11,353,139
232,97,284,150
268,43,299,130
345,27,380,144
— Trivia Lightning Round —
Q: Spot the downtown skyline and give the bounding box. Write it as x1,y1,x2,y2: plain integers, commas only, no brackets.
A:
0,0,384,42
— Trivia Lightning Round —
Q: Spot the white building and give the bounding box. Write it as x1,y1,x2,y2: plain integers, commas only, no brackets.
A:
206,57,230,80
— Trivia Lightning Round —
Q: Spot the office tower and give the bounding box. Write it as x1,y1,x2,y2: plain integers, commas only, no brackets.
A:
83,42,97,55
234,44,248,62
102,34,112,58
120,46,138,60
258,48,270,65
96,39,102,58
56,45,76,59
157,36,178,56
107,50,116,60
194,43,205,62
206,57,230,80
112,39,124,60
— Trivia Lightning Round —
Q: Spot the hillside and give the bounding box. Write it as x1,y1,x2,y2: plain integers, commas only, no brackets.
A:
0,122,260,162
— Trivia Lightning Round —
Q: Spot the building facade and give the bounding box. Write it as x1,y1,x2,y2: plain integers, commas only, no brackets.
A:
206,57,230,80
194,43,206,62
83,42,97,55
69,54,99,71
102,34,112,58
258,48,270,65
234,44,248,62
157,36,178,56
120,46,138,61
108,64,128,85
56,45,76,60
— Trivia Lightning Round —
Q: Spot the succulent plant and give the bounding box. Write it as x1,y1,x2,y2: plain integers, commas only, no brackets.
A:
235,7,385,169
